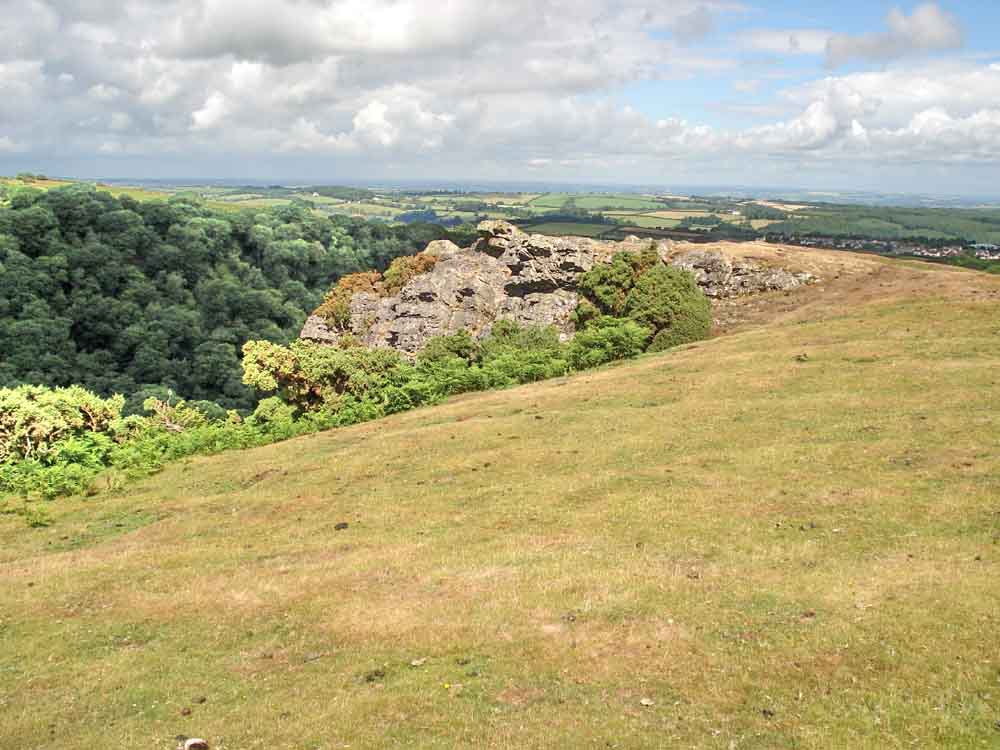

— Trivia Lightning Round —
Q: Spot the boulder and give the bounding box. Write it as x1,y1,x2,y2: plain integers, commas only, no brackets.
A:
423,239,460,257
474,221,600,294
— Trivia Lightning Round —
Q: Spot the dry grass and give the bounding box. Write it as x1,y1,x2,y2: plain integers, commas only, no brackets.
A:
2,251,1000,749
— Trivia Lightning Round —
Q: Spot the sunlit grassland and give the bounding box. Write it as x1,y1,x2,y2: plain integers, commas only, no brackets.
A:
3,260,999,749
572,195,666,211
617,214,682,229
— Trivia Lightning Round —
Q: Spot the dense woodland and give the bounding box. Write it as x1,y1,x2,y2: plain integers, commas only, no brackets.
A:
767,205,1000,244
0,184,470,412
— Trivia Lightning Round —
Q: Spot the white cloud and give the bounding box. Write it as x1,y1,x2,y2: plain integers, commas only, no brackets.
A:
0,0,993,188
741,29,832,56
88,83,121,101
109,111,132,130
191,91,229,130
733,79,761,93
826,2,962,67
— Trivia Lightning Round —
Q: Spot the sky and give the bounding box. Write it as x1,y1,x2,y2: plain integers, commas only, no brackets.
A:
1,0,999,194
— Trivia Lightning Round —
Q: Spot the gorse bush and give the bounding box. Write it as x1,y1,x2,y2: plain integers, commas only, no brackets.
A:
381,252,438,295
0,385,124,463
314,271,381,330
241,339,419,411
314,251,438,331
576,248,711,352
576,246,660,316
625,264,711,350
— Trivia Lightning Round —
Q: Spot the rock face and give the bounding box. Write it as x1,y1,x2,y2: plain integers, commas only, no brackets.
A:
300,221,816,354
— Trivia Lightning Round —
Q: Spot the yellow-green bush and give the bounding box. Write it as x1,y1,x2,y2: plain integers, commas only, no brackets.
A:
0,385,124,463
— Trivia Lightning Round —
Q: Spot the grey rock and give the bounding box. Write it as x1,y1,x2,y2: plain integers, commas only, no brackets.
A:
474,220,600,294
300,221,817,354
300,314,339,344
423,239,460,257
670,249,816,298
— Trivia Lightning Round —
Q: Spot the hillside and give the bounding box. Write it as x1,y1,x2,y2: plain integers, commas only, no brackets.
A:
2,251,999,748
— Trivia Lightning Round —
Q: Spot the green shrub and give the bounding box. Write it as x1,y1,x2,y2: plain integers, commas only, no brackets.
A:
576,246,659,316
575,248,710,352
625,264,711,350
571,298,601,329
566,318,651,370
249,396,298,426
242,339,417,411
417,330,476,365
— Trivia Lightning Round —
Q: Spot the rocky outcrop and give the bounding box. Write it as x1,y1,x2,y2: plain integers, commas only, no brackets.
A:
671,249,815,298
300,221,816,354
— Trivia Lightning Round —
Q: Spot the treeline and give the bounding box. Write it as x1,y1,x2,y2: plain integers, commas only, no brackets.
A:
767,205,1000,244
0,183,468,412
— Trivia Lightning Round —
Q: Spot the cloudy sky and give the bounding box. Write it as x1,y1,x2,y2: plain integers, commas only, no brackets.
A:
1,1,998,193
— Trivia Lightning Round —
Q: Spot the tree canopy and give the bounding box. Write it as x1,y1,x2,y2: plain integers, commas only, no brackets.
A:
0,184,464,411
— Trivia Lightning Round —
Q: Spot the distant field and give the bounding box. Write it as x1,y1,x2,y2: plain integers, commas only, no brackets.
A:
618,215,681,229
573,195,666,211
755,200,809,212
522,221,611,237
528,193,574,209
1,176,172,203
216,192,269,201
224,197,292,208
331,202,404,217
646,209,712,220
479,193,540,206
292,194,345,205
0,176,72,191
526,193,670,212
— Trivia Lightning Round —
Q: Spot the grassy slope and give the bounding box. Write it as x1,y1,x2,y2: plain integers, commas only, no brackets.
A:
2,257,1000,749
